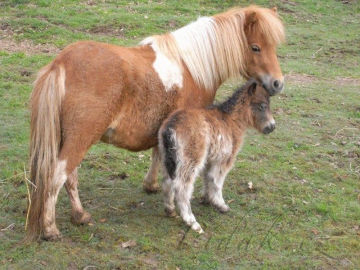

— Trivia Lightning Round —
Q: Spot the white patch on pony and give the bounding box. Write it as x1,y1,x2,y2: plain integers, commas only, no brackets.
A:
171,17,218,90
141,37,183,91
53,160,67,190
44,159,67,227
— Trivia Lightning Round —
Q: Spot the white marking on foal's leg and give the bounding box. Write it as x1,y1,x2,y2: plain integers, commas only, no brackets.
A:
43,160,67,239
205,165,230,213
175,179,204,234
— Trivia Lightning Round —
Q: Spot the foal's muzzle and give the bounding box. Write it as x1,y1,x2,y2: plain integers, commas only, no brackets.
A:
262,122,276,134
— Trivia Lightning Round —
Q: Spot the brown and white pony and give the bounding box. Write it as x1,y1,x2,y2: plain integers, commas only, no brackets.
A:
28,5,285,240
158,79,275,233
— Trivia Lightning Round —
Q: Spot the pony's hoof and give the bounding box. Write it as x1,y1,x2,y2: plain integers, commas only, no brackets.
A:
164,208,177,217
43,228,62,241
71,211,92,225
143,183,160,193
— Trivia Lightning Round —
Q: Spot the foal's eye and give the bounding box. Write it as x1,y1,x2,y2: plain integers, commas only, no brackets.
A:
251,44,261,53
258,104,267,111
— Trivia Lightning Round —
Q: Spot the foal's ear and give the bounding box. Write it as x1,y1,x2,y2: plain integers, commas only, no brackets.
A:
247,82,257,96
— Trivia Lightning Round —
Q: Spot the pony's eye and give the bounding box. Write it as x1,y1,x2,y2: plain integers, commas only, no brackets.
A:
251,45,261,53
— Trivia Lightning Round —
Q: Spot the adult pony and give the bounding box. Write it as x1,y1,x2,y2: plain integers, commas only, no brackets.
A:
28,5,285,240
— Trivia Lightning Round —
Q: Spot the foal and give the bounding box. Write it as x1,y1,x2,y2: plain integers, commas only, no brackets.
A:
158,80,275,233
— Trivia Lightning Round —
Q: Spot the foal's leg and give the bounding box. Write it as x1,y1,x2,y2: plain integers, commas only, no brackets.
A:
65,168,91,225
162,177,176,217
143,146,161,193
203,163,231,213
174,175,204,234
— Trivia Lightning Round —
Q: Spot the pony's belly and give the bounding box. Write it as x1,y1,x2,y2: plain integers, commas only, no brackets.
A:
101,122,158,151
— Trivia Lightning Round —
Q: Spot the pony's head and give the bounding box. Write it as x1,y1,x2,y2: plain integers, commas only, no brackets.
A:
145,5,285,93
246,80,275,134
213,6,285,94
243,6,285,95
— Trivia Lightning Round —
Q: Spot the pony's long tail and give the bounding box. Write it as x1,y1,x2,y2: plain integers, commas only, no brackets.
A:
27,64,66,240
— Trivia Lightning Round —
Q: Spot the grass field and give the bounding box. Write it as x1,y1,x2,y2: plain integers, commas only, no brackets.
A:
1,0,360,269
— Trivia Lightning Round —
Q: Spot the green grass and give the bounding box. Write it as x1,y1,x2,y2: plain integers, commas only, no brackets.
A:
1,0,360,269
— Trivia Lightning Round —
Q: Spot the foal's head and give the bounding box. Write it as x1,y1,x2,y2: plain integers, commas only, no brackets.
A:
245,81,275,134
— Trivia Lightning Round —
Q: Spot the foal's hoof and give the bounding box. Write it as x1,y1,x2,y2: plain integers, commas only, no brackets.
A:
143,183,160,194
71,211,92,225
42,228,62,241
191,222,204,234
200,196,210,205
217,204,230,213
164,208,177,217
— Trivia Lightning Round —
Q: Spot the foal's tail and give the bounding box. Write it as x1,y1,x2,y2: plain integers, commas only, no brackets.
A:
27,64,66,240
161,126,178,180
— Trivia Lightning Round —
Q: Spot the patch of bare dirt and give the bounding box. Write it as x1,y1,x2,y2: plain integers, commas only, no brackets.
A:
285,73,317,85
279,0,297,5
87,24,125,38
278,0,297,13
0,19,60,55
0,38,60,55
285,73,360,87
332,77,360,87
338,0,357,4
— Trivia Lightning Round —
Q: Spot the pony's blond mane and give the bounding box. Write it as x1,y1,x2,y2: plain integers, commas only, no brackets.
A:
141,5,285,91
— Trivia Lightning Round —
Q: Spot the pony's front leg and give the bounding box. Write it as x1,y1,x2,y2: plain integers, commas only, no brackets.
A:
65,168,91,225
143,146,161,193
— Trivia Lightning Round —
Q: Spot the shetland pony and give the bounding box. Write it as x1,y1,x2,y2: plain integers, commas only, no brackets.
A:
159,80,275,233
28,5,285,240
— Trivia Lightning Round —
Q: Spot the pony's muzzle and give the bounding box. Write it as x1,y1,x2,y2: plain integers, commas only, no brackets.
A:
272,79,284,94
260,75,284,96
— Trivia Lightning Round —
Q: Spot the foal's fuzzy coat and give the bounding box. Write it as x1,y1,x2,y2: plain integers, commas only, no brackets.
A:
158,80,275,233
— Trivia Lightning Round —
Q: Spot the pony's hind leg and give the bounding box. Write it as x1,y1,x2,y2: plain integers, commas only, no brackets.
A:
65,168,91,225
203,163,231,213
174,175,204,234
42,160,68,240
42,132,99,240
143,146,161,193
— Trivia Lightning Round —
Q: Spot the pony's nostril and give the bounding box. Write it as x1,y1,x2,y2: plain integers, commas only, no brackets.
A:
272,80,284,92
273,80,280,89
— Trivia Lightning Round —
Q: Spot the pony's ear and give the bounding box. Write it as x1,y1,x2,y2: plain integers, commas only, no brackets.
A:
271,7,278,14
248,82,257,96
246,11,258,25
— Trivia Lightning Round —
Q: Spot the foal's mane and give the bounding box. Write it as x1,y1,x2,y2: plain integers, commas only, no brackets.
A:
140,5,284,91
214,79,257,114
